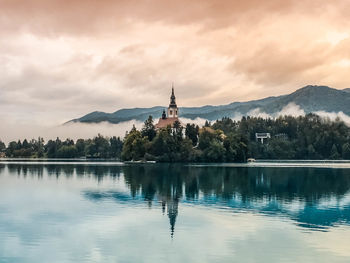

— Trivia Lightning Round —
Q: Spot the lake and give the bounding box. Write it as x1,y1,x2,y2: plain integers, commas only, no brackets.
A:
1,162,350,263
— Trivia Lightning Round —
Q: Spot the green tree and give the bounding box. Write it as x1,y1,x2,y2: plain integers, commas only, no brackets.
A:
172,120,183,142
56,145,78,158
307,144,317,160
75,139,86,157
36,137,45,158
122,126,147,161
342,143,350,159
150,127,174,162
204,140,226,162
204,120,211,127
110,136,123,159
45,138,61,158
141,116,157,141
198,130,216,150
330,144,340,160
178,138,198,162
185,124,199,146
6,141,18,157
87,134,110,158
0,140,6,153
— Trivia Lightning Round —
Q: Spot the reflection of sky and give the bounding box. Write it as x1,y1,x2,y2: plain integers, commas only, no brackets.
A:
1,165,350,262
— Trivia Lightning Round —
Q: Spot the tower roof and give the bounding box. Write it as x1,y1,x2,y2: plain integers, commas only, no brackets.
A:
169,84,177,108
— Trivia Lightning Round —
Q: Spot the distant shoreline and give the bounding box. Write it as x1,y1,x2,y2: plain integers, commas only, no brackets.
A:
1,159,350,169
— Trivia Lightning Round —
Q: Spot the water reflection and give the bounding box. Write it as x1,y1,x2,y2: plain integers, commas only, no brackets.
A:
3,163,350,236
121,165,350,233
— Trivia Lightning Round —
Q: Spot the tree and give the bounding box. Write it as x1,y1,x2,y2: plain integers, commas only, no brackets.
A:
150,127,174,161
172,120,183,142
185,124,199,146
56,145,78,158
122,127,147,161
6,141,18,157
212,117,236,134
204,140,226,162
141,116,157,141
330,144,340,160
76,139,86,157
94,134,110,158
87,134,110,158
22,139,30,149
178,138,198,162
0,140,6,153
62,138,74,146
46,139,60,158
307,144,317,160
342,143,350,159
198,130,216,150
110,136,123,159
36,137,45,158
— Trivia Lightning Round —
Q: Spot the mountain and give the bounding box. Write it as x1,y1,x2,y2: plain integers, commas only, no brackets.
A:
343,88,350,93
69,85,350,124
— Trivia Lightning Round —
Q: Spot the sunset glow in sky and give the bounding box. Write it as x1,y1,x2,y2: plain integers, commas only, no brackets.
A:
1,0,350,125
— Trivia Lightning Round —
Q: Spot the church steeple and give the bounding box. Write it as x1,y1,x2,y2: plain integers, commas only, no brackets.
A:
155,84,181,129
167,85,178,118
169,84,177,108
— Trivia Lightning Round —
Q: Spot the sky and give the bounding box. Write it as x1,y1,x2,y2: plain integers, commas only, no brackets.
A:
1,0,350,140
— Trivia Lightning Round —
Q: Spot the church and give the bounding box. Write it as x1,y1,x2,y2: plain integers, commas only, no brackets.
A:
155,86,182,129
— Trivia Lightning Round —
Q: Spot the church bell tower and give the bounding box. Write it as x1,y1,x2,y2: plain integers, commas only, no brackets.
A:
167,85,178,118
155,84,182,129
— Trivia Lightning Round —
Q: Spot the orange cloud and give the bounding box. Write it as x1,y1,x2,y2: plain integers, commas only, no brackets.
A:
0,0,350,125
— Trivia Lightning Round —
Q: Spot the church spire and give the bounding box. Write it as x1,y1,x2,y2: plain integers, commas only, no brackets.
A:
155,83,181,128
169,84,177,108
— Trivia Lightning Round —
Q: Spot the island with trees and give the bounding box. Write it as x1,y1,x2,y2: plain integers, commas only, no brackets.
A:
1,113,350,162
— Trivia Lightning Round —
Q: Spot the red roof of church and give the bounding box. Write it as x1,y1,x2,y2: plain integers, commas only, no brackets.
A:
155,117,181,129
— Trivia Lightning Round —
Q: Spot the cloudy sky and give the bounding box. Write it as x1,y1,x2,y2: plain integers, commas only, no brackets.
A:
1,0,350,129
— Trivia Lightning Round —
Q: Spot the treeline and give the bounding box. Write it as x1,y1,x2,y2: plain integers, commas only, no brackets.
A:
236,114,350,160
1,113,350,161
0,135,123,159
121,114,350,161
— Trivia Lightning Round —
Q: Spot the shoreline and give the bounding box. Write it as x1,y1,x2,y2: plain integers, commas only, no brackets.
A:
1,159,350,169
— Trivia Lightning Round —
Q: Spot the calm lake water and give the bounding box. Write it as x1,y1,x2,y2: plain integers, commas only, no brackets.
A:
1,162,350,263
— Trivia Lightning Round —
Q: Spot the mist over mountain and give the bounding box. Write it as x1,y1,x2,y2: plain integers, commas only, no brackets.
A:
69,86,350,124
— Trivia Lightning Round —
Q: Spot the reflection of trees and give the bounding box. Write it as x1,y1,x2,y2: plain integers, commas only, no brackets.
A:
5,164,122,181
122,165,350,233
0,164,5,174
7,163,44,178
122,165,350,204
4,163,350,233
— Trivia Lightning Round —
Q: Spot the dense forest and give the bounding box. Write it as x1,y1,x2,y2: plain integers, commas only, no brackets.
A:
1,113,350,161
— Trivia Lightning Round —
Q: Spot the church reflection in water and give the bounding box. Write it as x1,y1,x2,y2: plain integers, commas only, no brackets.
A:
161,191,178,238
5,163,350,237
